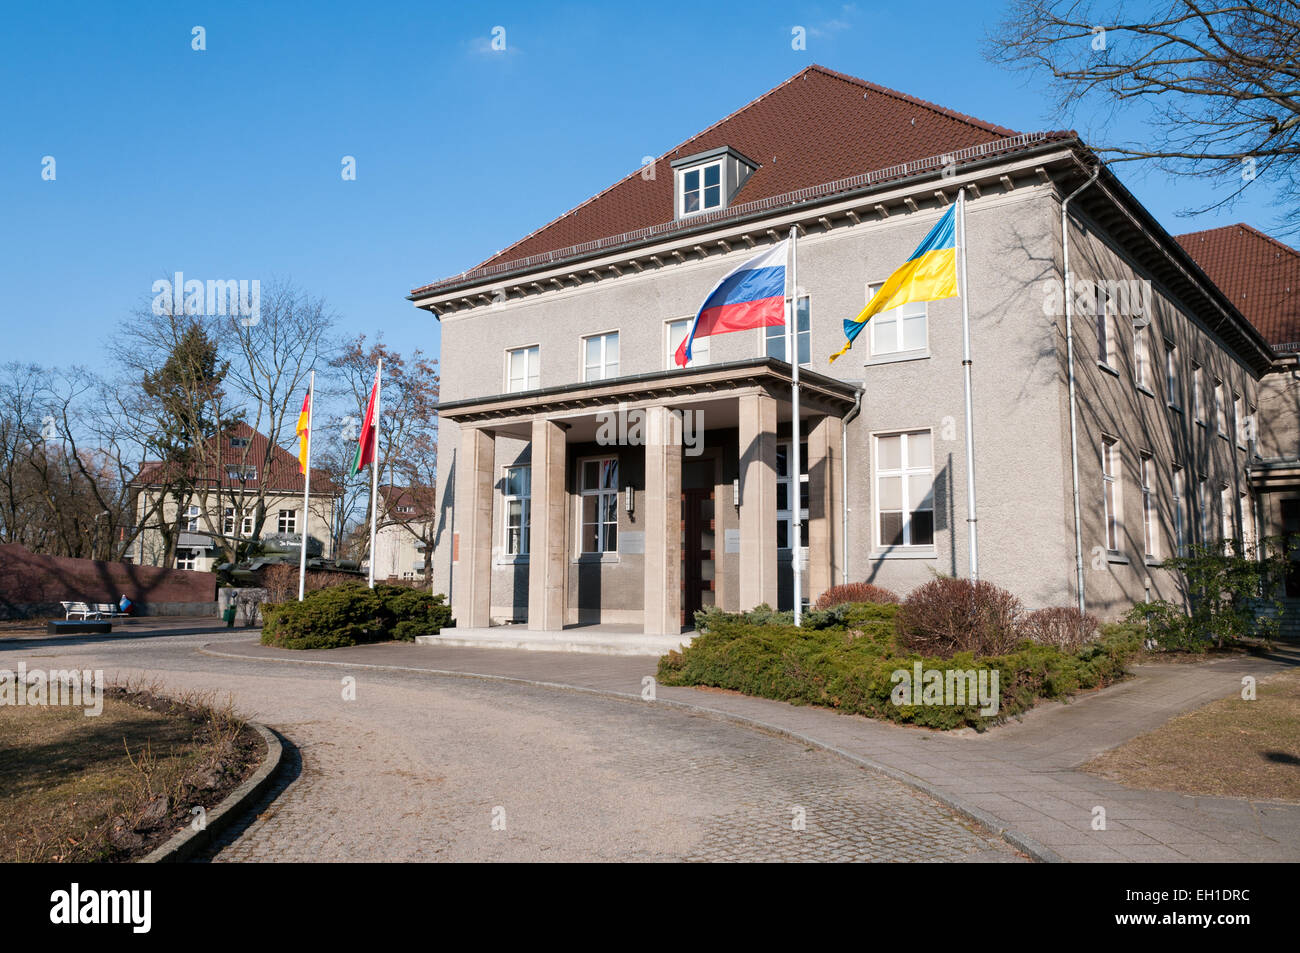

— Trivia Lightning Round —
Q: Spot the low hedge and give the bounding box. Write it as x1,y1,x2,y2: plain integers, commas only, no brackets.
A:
658,604,1142,730
260,583,453,650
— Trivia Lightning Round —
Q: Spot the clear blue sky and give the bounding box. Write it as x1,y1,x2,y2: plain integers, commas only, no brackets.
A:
0,0,1280,371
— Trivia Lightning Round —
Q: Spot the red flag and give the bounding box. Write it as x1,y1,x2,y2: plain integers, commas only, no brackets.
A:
295,388,311,474
349,365,380,476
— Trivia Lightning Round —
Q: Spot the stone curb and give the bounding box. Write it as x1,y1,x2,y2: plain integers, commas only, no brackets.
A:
199,643,1059,863
139,722,285,864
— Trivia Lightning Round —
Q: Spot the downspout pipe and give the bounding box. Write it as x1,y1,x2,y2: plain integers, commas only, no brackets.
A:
1062,165,1101,613
841,387,863,586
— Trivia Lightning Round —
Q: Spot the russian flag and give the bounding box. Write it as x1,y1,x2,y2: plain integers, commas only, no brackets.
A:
675,239,788,367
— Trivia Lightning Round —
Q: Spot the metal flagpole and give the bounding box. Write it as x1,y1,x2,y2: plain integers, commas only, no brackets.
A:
368,358,382,588
957,189,980,580
298,370,314,601
789,226,803,625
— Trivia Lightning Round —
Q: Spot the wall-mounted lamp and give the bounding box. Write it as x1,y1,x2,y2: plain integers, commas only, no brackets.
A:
625,485,635,515
732,478,741,511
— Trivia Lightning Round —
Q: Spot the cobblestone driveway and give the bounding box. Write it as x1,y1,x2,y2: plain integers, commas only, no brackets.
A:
4,628,1020,862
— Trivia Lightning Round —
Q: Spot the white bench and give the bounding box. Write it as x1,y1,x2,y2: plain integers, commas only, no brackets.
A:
93,603,129,618
60,601,98,620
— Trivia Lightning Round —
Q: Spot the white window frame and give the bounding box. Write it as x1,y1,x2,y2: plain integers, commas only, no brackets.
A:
776,441,809,551
1102,437,1121,553
176,548,198,571
764,294,811,366
1234,393,1247,448
503,465,531,557
225,464,256,482
224,506,253,537
506,344,540,394
1173,467,1187,557
1098,292,1117,369
678,161,723,217
1220,483,1235,552
666,318,709,369
866,282,928,358
874,430,935,550
1134,324,1149,390
1214,379,1227,436
1240,490,1255,551
1193,363,1205,424
1198,476,1210,545
1140,453,1157,560
577,455,619,555
185,504,200,533
582,330,620,382
277,509,296,534
1165,341,1181,409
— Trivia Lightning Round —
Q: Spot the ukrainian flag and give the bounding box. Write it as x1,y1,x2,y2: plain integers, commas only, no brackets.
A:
830,205,958,362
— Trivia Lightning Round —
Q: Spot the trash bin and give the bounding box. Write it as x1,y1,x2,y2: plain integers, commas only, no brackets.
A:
223,605,237,628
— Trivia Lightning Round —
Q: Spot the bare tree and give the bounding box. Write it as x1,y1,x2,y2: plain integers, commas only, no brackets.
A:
990,1,1300,225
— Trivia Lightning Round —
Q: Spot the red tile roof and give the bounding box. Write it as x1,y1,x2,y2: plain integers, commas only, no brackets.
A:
132,422,340,496
413,65,1046,296
1176,224,1300,349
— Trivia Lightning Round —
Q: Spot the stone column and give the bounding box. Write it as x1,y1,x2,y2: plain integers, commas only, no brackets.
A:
738,393,778,610
528,417,568,631
807,414,843,603
454,426,495,630
643,406,683,635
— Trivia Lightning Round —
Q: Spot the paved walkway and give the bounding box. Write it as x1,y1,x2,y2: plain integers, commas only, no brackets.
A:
207,637,1300,862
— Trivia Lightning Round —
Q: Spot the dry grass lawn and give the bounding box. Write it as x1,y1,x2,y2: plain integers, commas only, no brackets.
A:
1083,667,1300,802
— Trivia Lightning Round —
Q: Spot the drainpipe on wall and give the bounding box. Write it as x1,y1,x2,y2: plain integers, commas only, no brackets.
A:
1062,164,1101,613
841,387,863,586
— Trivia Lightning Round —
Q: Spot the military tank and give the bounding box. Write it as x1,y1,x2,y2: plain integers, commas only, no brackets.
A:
216,532,364,587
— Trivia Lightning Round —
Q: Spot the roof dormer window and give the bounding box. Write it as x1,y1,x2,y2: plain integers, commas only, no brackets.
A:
672,146,758,220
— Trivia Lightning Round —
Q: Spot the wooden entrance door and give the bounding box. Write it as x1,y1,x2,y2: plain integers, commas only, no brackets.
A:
681,488,716,626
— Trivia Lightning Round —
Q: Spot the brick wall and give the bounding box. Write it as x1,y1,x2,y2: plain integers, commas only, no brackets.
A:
0,544,216,618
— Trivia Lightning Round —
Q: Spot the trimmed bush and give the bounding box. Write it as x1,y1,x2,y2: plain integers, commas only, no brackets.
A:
814,582,900,609
1021,606,1101,651
657,606,1140,730
894,577,1024,658
261,583,452,650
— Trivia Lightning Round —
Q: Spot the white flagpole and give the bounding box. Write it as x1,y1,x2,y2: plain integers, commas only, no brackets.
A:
789,226,803,625
367,358,383,589
958,189,980,580
297,370,314,601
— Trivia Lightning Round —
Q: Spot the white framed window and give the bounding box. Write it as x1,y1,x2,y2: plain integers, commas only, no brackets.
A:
1102,437,1121,552
504,465,531,556
666,318,709,368
578,456,619,554
1173,467,1187,557
1234,394,1247,447
776,441,809,550
225,464,256,482
1240,490,1255,551
1165,342,1181,409
229,436,249,448
867,282,927,357
1214,379,1227,435
176,548,198,571
1193,363,1205,423
277,509,296,534
765,295,810,365
1134,324,1149,389
1220,484,1235,552
679,162,722,216
1098,292,1117,367
507,345,539,393
185,504,200,533
582,331,619,382
1140,453,1156,559
1198,476,1210,544
875,431,934,549
224,506,254,536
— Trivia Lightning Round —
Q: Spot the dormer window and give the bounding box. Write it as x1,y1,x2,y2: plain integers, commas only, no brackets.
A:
671,146,758,220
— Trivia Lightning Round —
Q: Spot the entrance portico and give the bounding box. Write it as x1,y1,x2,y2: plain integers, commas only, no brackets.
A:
439,358,858,636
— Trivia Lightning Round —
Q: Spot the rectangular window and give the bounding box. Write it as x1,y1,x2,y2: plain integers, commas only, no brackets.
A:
507,345,539,393
666,318,709,368
1173,468,1187,557
1098,292,1117,367
185,504,200,533
1140,453,1156,559
504,465,531,556
875,431,934,549
1134,324,1149,388
579,457,619,554
765,295,811,365
583,331,619,382
1214,380,1227,435
176,549,197,571
1234,394,1246,447
1102,437,1120,552
1193,364,1205,423
1198,476,1210,545
1240,491,1254,551
225,464,256,481
776,442,809,550
277,509,296,534
224,507,253,536
680,162,722,215
1221,484,1235,552
1165,342,1181,408
867,282,927,356
229,436,249,448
